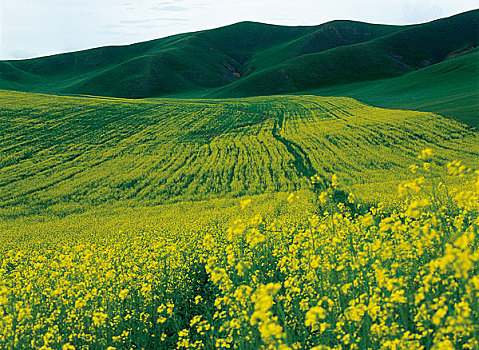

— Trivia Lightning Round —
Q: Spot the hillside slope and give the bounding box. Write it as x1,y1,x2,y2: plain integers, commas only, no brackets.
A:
211,10,479,97
0,10,477,100
1,90,478,216
0,21,398,97
305,48,479,127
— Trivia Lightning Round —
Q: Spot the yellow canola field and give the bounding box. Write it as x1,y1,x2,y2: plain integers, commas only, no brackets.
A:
1,91,478,348
0,159,477,350
1,90,478,215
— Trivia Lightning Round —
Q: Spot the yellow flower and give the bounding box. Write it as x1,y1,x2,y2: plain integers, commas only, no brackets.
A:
331,174,339,188
432,307,447,326
287,193,295,203
345,303,366,322
93,311,108,326
319,191,329,204
240,199,252,210
409,164,419,174
418,148,433,160
432,339,455,350
305,306,327,331
119,289,129,301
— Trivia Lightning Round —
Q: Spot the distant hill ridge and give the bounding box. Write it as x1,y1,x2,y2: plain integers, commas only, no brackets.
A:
0,9,477,99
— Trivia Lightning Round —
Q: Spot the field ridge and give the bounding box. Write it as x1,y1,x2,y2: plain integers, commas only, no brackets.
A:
1,90,478,217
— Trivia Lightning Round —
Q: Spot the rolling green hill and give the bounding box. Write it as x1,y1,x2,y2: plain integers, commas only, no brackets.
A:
211,10,479,98
0,20,399,97
304,48,479,127
1,90,478,217
0,10,477,101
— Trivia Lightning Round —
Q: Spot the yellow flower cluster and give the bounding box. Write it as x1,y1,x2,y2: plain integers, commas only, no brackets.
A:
0,157,477,349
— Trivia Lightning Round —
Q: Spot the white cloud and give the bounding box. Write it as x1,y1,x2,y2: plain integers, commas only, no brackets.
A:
402,0,443,23
157,6,187,12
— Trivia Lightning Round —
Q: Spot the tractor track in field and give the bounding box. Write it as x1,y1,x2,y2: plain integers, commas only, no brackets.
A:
262,111,330,188
237,107,328,187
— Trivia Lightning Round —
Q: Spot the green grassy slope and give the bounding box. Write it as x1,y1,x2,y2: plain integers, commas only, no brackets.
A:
211,10,479,97
1,90,478,217
0,10,477,100
306,48,479,127
0,21,398,98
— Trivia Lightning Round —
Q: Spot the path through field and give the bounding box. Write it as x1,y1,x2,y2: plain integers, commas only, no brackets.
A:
1,91,477,213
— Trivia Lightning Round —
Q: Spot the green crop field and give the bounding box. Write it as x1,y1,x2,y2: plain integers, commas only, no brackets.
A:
0,8,478,350
1,90,477,217
0,89,478,349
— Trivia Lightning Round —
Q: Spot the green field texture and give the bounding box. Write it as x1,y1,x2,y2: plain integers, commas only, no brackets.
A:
1,90,478,218
1,10,476,131
162,48,479,128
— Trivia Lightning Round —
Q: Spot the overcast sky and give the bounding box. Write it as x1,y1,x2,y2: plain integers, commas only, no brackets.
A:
0,0,477,60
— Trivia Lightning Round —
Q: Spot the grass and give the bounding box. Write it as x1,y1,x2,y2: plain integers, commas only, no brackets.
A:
0,10,477,101
1,90,478,217
305,48,479,127
0,20,397,98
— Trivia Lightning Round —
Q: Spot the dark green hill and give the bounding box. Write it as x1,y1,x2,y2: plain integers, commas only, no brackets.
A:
307,48,479,127
211,10,479,97
0,21,399,97
1,10,477,100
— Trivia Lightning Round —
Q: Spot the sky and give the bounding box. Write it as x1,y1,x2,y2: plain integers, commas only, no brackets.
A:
0,0,477,60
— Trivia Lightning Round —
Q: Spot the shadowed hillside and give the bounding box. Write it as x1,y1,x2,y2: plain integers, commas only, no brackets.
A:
0,10,477,100
0,21,398,98
211,10,479,97
304,48,479,127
